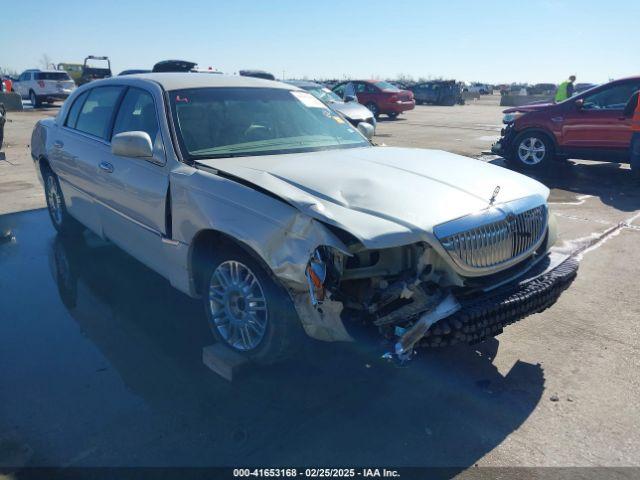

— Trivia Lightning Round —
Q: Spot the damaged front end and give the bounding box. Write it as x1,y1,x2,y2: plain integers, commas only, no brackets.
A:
299,204,578,357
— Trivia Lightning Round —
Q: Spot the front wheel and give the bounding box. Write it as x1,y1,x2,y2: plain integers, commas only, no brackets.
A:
387,112,399,120
506,131,554,171
203,246,303,364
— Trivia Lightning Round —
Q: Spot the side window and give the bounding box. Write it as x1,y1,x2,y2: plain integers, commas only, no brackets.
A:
355,83,367,94
333,84,345,98
112,88,159,142
365,83,377,93
583,83,640,110
65,91,89,129
75,86,124,139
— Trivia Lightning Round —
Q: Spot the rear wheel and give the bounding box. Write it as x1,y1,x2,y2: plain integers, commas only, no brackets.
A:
202,246,303,364
29,90,41,108
506,131,554,171
42,166,83,236
365,102,379,119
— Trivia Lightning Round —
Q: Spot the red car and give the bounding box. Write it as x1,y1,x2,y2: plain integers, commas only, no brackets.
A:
332,80,415,119
492,76,640,173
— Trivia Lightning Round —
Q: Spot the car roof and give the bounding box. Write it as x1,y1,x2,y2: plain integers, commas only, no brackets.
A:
99,72,298,91
286,80,323,88
28,69,67,74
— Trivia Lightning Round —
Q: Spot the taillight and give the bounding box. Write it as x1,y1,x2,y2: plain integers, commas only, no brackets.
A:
37,80,45,88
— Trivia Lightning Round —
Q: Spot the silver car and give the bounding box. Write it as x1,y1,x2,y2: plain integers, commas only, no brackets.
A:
31,73,577,364
286,80,377,133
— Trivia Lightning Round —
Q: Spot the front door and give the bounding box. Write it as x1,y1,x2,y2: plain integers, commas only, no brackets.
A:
561,81,640,150
92,86,170,276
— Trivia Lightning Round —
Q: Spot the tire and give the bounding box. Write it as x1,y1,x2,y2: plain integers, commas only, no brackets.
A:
506,131,555,171
202,245,303,364
29,90,41,108
387,112,399,120
42,166,84,236
365,102,379,119
0,124,4,150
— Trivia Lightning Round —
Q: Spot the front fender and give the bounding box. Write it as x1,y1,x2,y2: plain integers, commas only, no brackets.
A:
172,167,348,291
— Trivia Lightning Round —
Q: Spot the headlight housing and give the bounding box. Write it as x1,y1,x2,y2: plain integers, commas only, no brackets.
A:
503,111,525,124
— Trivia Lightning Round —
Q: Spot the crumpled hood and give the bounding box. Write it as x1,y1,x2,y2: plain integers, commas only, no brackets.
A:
503,102,555,113
197,147,549,249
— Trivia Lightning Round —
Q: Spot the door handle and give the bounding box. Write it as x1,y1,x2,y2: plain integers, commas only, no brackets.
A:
98,162,114,173
53,140,64,148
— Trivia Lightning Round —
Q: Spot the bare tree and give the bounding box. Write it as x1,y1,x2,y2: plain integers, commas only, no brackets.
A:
39,54,53,70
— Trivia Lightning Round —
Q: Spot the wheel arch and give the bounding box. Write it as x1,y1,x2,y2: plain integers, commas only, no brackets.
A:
188,228,286,298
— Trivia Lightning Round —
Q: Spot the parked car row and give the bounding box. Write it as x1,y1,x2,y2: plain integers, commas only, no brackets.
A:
330,80,416,119
410,80,465,106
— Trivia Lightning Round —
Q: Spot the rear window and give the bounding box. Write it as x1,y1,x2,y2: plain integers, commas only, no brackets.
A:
374,81,401,92
74,86,124,139
35,72,71,81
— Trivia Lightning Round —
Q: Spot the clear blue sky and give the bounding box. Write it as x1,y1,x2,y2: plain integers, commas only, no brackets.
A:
3,0,639,84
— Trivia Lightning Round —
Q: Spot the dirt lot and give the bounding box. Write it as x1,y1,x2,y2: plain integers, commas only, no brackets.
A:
1,96,639,472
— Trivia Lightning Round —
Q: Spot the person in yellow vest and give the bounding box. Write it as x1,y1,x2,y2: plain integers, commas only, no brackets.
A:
625,89,640,179
554,75,576,103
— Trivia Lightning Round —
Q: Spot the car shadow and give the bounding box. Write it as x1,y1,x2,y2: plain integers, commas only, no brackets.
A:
376,117,407,123
490,158,640,212
36,228,545,473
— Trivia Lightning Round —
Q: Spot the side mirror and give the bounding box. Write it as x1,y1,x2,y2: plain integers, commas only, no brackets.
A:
357,121,375,140
112,131,153,158
574,98,584,109
344,95,356,103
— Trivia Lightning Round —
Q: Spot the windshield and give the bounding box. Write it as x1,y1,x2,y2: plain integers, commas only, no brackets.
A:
305,87,343,103
170,87,369,160
374,81,401,92
36,72,71,81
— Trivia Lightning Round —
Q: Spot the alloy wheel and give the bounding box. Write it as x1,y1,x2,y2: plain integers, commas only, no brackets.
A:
46,176,63,226
517,137,546,165
208,260,268,351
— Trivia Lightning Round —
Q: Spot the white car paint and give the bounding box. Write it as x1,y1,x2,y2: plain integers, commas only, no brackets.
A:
30,73,565,348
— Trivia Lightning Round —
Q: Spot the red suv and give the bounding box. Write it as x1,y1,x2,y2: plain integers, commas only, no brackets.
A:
332,80,415,119
492,76,640,174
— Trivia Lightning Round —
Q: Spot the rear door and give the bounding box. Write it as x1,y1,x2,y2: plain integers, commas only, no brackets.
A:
15,72,29,97
93,85,170,276
355,82,377,106
53,85,126,234
561,81,640,149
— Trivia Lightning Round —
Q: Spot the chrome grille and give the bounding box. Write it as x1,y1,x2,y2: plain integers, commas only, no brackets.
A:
436,204,547,271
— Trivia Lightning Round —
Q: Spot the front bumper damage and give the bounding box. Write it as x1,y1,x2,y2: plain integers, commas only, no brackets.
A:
394,252,578,353
491,123,516,157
